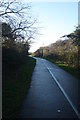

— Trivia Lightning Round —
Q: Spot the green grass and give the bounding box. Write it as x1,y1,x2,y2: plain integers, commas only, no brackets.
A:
2,57,36,118
44,57,80,80
56,63,80,79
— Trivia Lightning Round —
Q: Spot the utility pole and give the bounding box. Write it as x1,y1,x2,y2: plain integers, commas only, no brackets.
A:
42,43,44,57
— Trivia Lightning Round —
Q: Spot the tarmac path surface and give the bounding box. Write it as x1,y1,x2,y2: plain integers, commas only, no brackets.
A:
20,57,80,119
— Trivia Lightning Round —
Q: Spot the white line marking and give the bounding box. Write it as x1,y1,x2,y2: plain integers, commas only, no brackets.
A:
44,62,80,119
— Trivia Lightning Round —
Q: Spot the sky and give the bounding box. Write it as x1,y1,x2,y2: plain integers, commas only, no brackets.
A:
27,2,78,52
3,0,78,52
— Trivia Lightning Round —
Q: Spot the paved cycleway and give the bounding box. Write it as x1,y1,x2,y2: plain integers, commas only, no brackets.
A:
20,57,80,119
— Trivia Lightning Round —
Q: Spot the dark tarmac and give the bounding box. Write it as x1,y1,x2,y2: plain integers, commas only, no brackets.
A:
20,57,80,119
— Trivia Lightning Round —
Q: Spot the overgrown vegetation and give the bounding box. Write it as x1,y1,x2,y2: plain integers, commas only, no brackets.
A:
3,56,36,118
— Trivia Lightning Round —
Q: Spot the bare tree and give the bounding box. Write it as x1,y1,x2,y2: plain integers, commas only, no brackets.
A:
0,0,38,42
61,26,80,69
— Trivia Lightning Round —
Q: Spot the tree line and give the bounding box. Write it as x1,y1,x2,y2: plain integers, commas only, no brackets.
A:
33,27,80,70
0,0,38,69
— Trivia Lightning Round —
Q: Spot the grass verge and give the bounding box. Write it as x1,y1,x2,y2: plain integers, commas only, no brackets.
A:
2,57,36,118
44,57,80,80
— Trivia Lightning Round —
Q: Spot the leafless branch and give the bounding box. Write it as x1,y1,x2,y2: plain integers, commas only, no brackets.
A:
0,0,40,43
